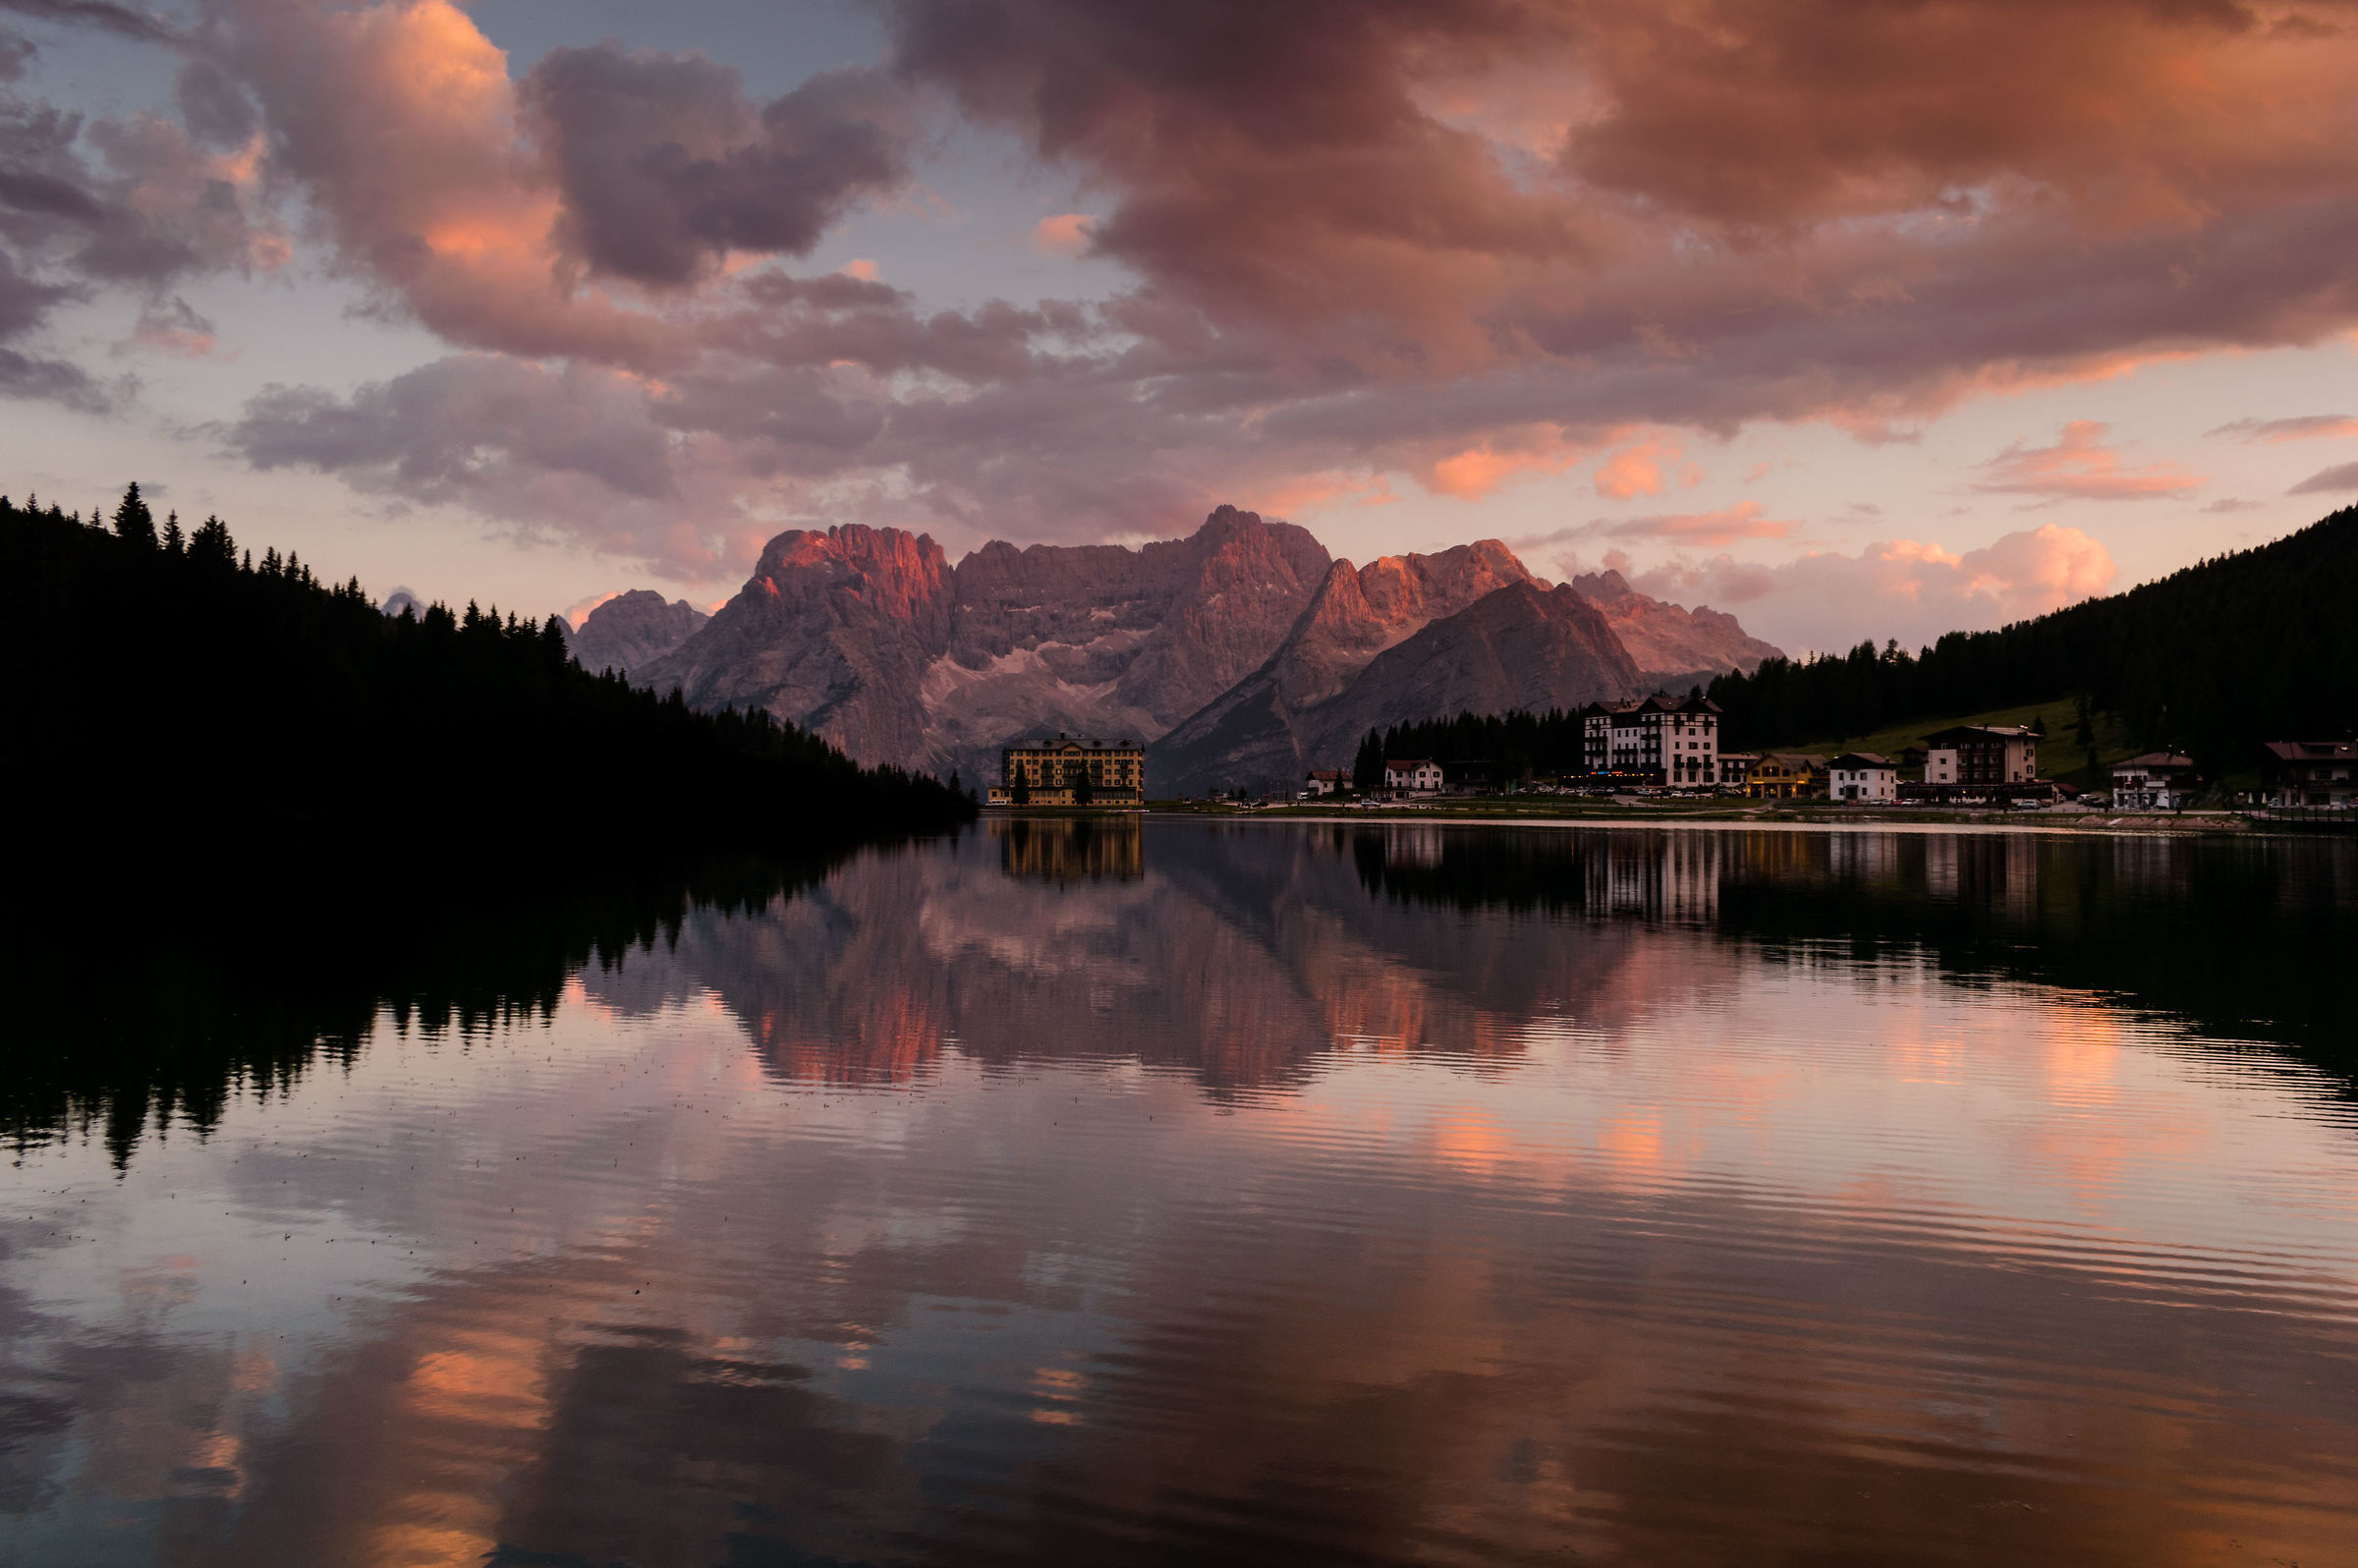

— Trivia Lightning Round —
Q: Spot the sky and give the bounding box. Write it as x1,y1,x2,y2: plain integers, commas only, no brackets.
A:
4,0,2357,655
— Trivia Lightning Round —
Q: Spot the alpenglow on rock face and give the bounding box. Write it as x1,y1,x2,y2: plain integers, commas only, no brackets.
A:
618,505,1774,791
636,526,956,769
635,506,1329,780
1147,540,1540,797
1569,570,1783,688
1151,572,1646,798
565,590,710,682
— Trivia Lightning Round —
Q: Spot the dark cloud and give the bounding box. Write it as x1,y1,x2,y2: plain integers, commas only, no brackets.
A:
172,58,253,149
879,0,2358,399
523,47,910,287
0,0,177,45
2287,460,2358,495
18,0,2358,576
233,356,682,506
0,28,31,83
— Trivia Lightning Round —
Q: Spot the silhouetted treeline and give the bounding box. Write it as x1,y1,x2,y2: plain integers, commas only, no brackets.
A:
1350,707,1598,788
1706,506,2358,767
3,485,975,868
0,849,846,1166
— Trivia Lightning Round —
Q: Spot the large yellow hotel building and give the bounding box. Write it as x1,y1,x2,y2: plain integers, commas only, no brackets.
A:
987,734,1146,807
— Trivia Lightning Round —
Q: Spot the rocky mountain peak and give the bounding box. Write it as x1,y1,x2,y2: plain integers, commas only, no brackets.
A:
567,588,710,681
1567,569,1782,683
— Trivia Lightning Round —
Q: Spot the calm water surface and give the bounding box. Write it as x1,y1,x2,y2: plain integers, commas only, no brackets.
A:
4,820,2355,1566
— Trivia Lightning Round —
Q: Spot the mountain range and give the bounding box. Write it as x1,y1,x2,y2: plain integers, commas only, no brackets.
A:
565,506,1780,793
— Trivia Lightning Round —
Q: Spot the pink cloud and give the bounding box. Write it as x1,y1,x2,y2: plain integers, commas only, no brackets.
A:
1630,524,2115,652
1601,501,1794,546
563,589,622,628
1593,436,1698,500
1032,213,1095,257
1423,435,1584,500
1973,420,2201,502
24,0,2358,597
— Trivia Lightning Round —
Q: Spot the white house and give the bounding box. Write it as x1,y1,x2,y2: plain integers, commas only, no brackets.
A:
2109,753,2197,810
1827,752,1898,803
1383,758,1444,796
1303,769,1350,797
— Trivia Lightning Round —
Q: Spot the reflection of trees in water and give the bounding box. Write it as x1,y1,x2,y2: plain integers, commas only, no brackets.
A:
994,813,1145,881
0,855,841,1166
1726,832,2353,1062
28,826,2340,1165
1357,826,2352,1064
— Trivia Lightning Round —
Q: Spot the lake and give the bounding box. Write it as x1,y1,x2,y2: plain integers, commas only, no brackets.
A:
3,818,2354,1566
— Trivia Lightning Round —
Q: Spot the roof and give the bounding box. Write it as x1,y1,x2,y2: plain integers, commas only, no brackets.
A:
1759,752,1826,769
2113,752,2195,771
1306,769,1348,780
1008,736,1137,750
1385,758,1438,770
1829,752,1894,769
2261,740,2358,761
1923,724,2038,745
1717,751,1762,762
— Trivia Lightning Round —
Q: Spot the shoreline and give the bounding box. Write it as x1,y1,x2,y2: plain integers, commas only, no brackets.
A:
985,803,2338,840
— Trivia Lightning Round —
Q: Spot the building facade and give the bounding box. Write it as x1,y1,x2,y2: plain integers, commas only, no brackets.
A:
1384,758,1444,796
1581,692,1725,786
1745,753,1825,800
1923,724,2039,788
1827,752,1898,803
988,734,1145,807
2109,753,2197,810
2261,740,2357,808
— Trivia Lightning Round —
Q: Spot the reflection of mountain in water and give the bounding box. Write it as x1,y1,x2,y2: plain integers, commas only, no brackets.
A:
586,822,1737,1094
17,825,2346,1163
581,823,2352,1096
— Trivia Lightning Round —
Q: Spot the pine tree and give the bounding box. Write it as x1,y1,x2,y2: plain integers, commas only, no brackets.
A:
163,512,184,554
112,483,157,548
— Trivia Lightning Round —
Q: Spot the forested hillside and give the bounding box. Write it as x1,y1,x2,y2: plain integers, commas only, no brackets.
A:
3,486,975,867
1708,507,2358,769
1347,706,1603,788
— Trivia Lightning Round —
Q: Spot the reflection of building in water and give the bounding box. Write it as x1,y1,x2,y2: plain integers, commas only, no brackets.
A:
1827,831,1900,884
995,813,1145,881
1921,833,2037,918
1585,832,1722,922
1382,824,1447,869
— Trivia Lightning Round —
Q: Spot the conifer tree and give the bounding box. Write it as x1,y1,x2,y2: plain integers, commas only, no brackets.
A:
112,484,156,547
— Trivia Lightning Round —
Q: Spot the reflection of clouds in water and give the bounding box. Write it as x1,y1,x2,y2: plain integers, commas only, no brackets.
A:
6,825,2355,1564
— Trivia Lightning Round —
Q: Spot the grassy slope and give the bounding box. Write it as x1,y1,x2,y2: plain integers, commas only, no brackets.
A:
1777,699,2144,788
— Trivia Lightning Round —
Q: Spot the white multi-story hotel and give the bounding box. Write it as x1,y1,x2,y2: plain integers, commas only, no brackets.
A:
1581,692,1725,785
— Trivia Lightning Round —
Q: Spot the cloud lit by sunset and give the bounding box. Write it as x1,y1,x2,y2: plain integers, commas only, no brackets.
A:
4,0,2356,644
